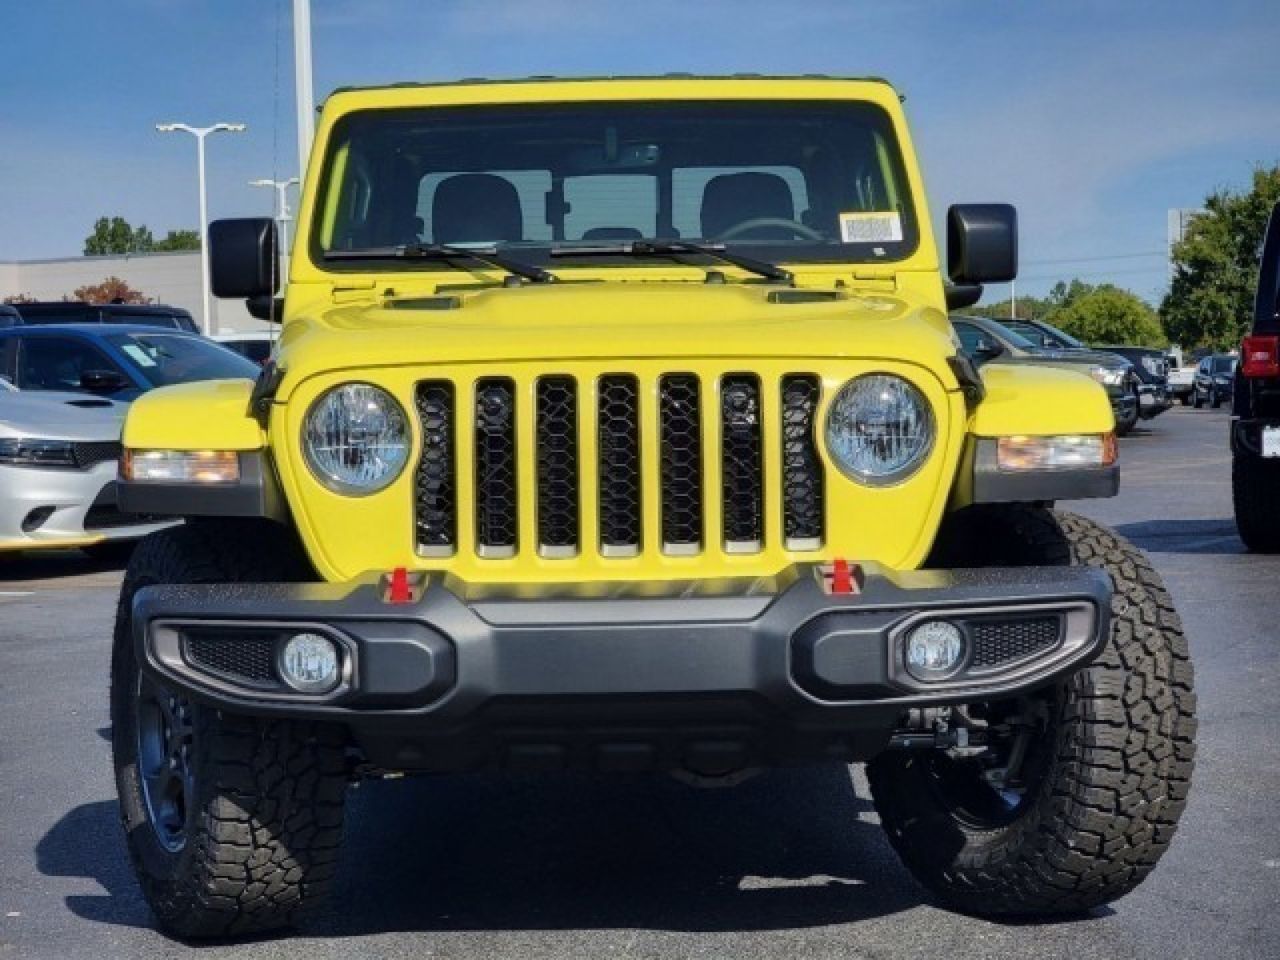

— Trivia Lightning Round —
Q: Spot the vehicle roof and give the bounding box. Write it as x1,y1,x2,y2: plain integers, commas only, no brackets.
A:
328,73,895,99
0,322,201,338
11,301,192,316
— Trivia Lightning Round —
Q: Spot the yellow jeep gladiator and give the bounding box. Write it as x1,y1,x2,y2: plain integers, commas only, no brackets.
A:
109,76,1196,937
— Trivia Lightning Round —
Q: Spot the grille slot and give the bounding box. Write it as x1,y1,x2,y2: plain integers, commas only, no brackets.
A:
970,616,1062,669
721,374,763,551
414,381,456,555
781,375,824,549
474,378,518,556
659,374,703,553
183,630,279,690
597,375,642,555
536,377,579,555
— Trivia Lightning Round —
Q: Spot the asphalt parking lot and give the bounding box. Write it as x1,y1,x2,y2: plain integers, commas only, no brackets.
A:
1,404,1276,960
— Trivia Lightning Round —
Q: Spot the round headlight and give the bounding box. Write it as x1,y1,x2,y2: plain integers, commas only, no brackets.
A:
303,383,409,495
825,374,933,485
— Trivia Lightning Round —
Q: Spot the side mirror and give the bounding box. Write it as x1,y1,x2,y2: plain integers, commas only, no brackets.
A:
1255,202,1280,328
945,283,984,310
209,218,279,300
947,204,1018,284
80,369,128,393
972,336,1005,363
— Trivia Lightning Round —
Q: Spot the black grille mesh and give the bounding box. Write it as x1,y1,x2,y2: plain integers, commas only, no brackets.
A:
597,375,642,551
184,631,278,689
414,381,456,551
659,374,703,548
536,377,579,550
781,376,824,546
720,375,763,545
970,616,1062,668
475,378,518,551
72,441,121,469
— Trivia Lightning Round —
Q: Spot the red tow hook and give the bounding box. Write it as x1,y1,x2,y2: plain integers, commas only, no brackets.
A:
825,557,862,595
387,566,413,604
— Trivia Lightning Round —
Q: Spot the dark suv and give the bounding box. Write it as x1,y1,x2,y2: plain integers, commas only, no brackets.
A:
1233,201,1280,551
5,301,198,333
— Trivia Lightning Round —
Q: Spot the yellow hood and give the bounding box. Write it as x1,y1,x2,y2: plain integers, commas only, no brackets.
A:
274,281,958,397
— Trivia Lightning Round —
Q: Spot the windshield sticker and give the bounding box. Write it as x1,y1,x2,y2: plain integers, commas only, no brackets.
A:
121,344,158,367
839,211,903,244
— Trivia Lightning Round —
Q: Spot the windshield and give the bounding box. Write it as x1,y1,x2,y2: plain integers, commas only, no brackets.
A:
105,333,259,386
981,318,1040,351
1034,319,1084,348
1210,356,1236,374
313,100,918,268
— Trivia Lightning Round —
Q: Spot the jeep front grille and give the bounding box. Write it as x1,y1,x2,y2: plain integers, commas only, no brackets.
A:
413,371,826,559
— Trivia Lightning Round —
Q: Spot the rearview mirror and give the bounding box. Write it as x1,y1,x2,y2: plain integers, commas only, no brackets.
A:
947,204,1018,285
209,218,279,300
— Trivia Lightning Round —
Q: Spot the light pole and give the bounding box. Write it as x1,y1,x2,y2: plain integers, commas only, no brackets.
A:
249,177,300,284
156,121,246,334
294,0,315,178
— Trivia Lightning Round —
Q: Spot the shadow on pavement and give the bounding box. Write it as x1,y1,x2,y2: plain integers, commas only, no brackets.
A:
0,547,129,583
39,765,924,938
1114,518,1244,555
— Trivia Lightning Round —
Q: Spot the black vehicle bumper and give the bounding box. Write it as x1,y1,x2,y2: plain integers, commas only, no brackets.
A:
1232,417,1280,458
132,564,1111,773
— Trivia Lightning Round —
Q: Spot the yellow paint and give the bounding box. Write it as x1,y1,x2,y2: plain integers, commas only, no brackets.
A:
123,379,264,451
122,76,1112,584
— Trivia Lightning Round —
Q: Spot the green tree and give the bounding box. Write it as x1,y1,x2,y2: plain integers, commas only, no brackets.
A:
83,216,154,256
153,229,201,252
1052,286,1165,346
1162,165,1280,350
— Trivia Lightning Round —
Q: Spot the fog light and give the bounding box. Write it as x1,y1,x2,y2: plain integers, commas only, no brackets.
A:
278,633,340,693
905,620,965,681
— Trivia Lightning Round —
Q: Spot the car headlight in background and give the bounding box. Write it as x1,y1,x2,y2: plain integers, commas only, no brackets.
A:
0,438,76,467
303,383,409,495
1087,366,1127,387
825,374,934,485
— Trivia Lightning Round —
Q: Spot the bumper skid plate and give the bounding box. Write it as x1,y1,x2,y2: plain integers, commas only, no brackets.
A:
134,564,1111,773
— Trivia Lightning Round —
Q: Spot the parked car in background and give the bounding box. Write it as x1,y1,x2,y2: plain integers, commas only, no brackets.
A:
1233,201,1280,551
0,323,258,400
1096,345,1174,421
0,388,175,557
999,316,1084,351
1192,353,1237,408
212,330,276,366
0,305,20,329
7,301,199,333
951,314,1141,433
1167,361,1196,404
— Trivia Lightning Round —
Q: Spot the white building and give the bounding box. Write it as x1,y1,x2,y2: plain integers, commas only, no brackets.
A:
0,251,261,333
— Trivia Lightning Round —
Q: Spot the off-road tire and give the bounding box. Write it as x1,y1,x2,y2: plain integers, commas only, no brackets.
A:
110,520,348,939
1233,453,1280,552
867,506,1196,916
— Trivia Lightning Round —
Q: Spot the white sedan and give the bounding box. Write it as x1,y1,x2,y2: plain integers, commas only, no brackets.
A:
0,385,175,556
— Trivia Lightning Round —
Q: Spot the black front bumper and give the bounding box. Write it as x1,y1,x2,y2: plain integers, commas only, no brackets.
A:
133,564,1110,773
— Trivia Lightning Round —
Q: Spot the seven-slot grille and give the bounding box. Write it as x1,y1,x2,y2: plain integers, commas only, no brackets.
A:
413,372,825,559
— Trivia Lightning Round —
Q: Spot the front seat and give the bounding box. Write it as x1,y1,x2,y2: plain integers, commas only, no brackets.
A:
431,174,523,244
700,172,795,240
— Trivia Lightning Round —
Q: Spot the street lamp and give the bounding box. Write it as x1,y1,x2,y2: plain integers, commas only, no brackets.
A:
156,121,247,334
249,177,300,284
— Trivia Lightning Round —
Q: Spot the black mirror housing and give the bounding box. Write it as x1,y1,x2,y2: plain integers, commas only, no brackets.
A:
209,218,279,300
947,204,1018,285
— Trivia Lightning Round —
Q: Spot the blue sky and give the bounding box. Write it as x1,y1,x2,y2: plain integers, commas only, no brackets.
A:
1,0,1277,303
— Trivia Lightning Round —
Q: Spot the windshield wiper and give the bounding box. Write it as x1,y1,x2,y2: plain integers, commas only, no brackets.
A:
325,243,555,284
551,240,793,285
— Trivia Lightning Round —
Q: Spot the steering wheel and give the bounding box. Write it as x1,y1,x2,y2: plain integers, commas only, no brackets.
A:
717,217,825,242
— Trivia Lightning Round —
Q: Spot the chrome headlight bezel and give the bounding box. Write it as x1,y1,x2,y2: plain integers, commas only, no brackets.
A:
824,374,935,487
302,383,410,496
